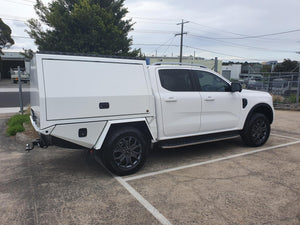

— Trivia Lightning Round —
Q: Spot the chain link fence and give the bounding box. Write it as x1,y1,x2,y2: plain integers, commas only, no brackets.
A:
239,72,300,108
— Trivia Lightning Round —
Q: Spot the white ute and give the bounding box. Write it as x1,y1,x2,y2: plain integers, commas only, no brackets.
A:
30,52,274,175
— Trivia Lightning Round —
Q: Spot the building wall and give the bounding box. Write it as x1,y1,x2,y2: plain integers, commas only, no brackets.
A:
241,63,262,74
221,64,242,80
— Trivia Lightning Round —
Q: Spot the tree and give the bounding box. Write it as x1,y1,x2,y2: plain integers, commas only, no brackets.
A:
20,48,34,60
274,59,298,72
26,0,140,56
0,18,14,55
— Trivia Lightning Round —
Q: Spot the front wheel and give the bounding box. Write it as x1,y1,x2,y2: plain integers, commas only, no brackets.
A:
100,127,149,176
241,113,270,147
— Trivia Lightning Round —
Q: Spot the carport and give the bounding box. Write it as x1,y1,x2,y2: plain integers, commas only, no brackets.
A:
0,52,25,80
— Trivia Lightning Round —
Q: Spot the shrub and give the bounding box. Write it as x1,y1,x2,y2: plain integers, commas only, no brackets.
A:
272,95,284,104
6,114,30,136
284,95,297,104
6,124,25,136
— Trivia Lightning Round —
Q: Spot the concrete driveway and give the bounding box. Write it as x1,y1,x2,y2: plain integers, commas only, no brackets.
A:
0,110,299,224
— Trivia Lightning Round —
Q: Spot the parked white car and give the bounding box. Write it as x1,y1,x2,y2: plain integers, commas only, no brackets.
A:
29,53,274,175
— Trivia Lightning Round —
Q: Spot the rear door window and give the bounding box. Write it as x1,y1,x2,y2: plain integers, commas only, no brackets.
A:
159,69,194,92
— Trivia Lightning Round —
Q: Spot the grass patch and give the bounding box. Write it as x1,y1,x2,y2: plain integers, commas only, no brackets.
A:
6,114,30,136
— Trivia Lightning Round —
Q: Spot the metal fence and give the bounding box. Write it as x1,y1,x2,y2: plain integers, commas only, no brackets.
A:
239,72,300,108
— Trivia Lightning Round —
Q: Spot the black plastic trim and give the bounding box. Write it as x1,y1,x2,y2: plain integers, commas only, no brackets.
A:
159,130,240,148
244,103,274,127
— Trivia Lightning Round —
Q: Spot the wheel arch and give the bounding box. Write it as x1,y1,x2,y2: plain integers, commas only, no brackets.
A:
243,103,274,130
93,119,154,150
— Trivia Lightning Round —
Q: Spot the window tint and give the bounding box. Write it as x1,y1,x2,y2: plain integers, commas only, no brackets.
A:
195,71,231,92
159,69,193,92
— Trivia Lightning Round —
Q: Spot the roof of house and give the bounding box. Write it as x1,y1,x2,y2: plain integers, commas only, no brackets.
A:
0,52,25,61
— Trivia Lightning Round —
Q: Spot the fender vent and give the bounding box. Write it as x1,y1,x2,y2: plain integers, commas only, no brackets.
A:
242,98,248,109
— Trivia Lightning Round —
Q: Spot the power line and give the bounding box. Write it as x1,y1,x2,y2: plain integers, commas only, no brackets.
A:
132,43,263,60
1,17,27,22
188,34,297,53
189,21,247,37
132,29,177,34
132,28,299,53
0,14,28,22
12,35,33,39
187,21,294,41
183,45,264,61
127,16,178,22
129,17,300,41
215,29,300,39
152,36,176,55
21,0,35,3
4,0,33,6
162,37,176,56
131,19,176,26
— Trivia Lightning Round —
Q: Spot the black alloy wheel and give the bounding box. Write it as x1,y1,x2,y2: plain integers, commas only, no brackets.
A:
101,127,149,176
250,118,268,145
112,136,142,170
241,113,270,147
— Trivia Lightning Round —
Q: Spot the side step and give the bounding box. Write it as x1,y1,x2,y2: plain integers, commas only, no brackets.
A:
159,131,240,149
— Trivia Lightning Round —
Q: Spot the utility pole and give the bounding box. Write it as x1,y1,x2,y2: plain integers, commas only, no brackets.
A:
296,62,300,107
175,19,189,63
214,57,218,72
17,66,23,115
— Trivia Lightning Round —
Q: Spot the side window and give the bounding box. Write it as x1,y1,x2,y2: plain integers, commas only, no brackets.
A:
195,71,231,92
159,69,193,92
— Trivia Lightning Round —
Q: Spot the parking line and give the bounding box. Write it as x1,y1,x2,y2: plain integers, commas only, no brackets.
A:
271,133,300,141
124,140,300,182
115,176,172,225
94,156,172,225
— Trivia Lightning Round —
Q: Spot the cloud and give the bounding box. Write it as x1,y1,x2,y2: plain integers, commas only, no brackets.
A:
1,0,300,61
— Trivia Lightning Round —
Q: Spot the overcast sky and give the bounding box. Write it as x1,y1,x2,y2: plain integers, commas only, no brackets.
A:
1,0,300,62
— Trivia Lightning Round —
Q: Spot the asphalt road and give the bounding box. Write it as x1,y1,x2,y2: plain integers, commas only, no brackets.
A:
0,92,30,107
0,111,299,224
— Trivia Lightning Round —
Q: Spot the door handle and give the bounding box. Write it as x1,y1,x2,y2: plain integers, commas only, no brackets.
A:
165,97,177,102
205,96,215,101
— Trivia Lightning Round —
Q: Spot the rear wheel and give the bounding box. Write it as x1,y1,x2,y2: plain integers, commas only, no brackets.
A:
241,113,270,147
100,127,149,176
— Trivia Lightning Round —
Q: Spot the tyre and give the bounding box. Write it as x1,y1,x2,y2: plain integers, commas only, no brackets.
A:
241,113,270,147
100,127,149,176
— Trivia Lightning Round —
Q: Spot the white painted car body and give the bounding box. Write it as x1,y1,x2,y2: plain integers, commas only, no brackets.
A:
30,53,274,149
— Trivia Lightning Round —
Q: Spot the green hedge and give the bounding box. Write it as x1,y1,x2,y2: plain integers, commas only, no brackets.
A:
6,114,30,136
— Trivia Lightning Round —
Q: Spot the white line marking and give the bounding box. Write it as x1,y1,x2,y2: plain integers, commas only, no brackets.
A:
115,176,172,225
94,157,172,225
124,140,300,182
271,133,300,141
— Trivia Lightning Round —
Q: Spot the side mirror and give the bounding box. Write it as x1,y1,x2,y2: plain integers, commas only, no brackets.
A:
231,82,242,92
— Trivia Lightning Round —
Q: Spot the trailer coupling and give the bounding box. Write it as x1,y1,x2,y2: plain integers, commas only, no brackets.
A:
25,138,48,152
